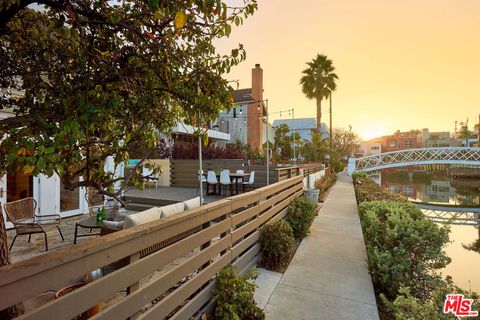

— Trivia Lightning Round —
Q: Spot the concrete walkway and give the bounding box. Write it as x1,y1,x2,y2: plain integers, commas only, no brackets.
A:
263,172,379,320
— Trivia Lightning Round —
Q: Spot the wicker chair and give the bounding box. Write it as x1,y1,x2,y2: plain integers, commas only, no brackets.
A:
4,197,64,251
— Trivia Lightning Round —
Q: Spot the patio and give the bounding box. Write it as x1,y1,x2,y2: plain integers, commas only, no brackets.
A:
5,186,226,263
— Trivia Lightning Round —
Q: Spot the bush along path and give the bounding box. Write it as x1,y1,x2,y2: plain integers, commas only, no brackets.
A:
353,173,479,319
262,172,379,320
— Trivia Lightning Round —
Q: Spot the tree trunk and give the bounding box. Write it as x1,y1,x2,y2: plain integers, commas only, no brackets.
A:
0,205,23,319
316,97,322,132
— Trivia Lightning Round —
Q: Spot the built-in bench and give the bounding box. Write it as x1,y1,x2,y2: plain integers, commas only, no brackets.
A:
101,197,202,259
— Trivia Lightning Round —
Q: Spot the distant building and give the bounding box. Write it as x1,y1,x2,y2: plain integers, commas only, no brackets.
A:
216,64,270,150
417,129,460,148
271,118,329,142
360,140,383,156
383,130,419,152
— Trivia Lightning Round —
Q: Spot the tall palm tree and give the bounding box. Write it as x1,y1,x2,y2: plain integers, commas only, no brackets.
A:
300,54,338,131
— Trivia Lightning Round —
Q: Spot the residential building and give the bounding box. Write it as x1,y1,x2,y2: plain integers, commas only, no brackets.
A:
360,139,383,156
417,129,460,148
383,130,419,152
216,64,271,150
271,118,329,142
172,121,231,147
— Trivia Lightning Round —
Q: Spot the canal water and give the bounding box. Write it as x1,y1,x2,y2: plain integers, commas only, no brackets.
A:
370,167,480,293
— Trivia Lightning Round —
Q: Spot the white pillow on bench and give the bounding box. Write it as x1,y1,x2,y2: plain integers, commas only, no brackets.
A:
123,207,162,229
183,197,201,211
160,202,186,218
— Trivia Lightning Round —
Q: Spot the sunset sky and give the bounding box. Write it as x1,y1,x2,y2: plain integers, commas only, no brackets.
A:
216,0,480,140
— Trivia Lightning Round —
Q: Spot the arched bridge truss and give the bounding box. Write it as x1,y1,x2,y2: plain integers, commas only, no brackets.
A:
348,147,480,174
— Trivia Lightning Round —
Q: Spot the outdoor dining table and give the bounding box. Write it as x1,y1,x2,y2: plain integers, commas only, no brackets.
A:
212,172,250,195
229,172,250,195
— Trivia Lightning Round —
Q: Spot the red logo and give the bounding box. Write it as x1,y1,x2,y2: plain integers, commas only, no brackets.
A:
443,294,478,317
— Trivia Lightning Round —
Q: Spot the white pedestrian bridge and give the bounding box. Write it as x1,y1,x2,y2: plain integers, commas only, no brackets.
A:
348,147,480,175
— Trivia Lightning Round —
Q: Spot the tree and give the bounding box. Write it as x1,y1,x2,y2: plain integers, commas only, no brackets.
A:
300,54,338,130
0,208,24,318
0,4,257,311
0,0,258,207
299,131,329,163
331,127,360,159
272,124,301,162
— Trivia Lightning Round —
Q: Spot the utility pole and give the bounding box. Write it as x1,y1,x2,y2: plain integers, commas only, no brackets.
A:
265,100,269,185
329,92,333,171
292,108,296,165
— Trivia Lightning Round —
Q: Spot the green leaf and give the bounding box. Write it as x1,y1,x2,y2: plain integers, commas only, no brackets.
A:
38,157,46,170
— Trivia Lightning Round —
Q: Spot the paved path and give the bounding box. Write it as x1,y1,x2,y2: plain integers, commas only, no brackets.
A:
263,172,379,320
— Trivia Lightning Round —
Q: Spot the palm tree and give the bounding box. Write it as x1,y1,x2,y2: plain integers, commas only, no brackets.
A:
300,54,338,131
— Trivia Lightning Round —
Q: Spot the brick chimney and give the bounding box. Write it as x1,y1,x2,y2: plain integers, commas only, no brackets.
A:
248,64,264,150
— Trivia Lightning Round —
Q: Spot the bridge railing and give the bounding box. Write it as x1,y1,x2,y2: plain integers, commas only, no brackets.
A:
348,147,480,174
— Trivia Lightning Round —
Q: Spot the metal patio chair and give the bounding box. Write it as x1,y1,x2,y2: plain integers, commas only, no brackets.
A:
4,197,64,251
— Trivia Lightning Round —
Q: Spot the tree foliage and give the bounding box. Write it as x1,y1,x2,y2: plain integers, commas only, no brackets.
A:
0,0,257,203
299,54,338,129
299,131,329,163
331,127,359,159
273,124,301,162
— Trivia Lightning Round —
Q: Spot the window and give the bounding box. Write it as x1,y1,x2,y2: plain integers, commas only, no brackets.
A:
388,141,397,148
403,140,414,148
370,146,380,151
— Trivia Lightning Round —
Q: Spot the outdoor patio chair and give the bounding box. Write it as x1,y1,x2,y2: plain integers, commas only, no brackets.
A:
142,166,158,189
206,171,218,195
4,197,64,251
242,171,255,192
196,169,207,195
236,169,245,183
220,170,233,196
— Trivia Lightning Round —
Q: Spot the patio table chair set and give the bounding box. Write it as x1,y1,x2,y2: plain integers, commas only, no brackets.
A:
198,169,255,196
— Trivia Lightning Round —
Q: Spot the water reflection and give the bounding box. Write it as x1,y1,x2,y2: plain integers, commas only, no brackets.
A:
377,169,480,206
370,167,480,292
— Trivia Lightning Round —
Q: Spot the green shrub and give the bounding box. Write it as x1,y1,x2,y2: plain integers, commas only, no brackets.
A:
213,266,265,320
260,220,295,269
358,200,451,301
351,172,366,183
315,169,336,202
354,175,406,203
285,197,316,239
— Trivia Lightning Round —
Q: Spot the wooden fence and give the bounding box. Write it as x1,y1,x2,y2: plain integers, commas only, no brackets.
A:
170,159,301,188
301,163,325,177
0,176,304,320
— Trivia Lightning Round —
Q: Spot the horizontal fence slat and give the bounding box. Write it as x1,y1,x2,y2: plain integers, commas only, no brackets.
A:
231,230,260,260
139,253,231,320
93,237,231,320
20,220,231,320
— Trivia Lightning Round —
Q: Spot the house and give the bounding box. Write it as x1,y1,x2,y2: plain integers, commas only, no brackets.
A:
172,121,231,147
216,64,272,150
417,129,460,148
360,140,383,156
271,118,329,142
383,130,419,152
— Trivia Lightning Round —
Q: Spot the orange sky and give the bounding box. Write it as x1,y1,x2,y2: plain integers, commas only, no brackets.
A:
216,0,480,140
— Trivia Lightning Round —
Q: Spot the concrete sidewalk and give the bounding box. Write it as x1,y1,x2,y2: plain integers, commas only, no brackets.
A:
263,172,379,320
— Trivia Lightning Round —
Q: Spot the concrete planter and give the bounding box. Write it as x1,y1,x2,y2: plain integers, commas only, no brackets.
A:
303,189,319,205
